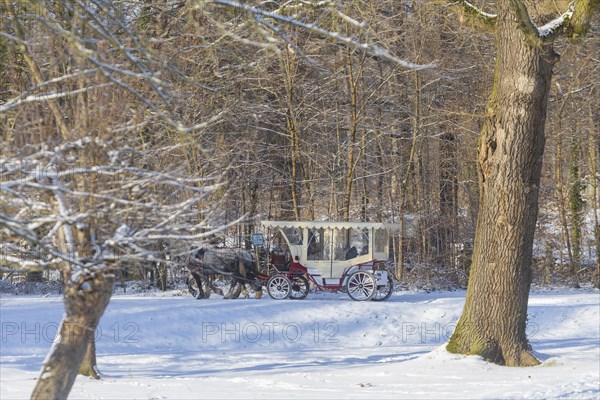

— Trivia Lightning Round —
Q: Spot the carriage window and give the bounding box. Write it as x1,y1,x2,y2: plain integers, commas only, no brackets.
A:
308,228,328,260
270,230,289,252
332,228,369,260
357,229,370,256
374,228,388,254
307,229,320,260
322,229,333,260
333,229,348,261
269,230,292,270
282,228,302,245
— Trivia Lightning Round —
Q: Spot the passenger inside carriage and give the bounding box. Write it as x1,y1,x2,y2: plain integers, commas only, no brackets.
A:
345,245,358,260
269,245,291,271
360,244,368,255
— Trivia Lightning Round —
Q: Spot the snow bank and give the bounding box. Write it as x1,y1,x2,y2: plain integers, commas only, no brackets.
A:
1,289,598,399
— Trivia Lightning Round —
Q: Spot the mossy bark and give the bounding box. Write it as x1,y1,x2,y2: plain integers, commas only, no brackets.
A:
447,1,560,367
78,340,100,379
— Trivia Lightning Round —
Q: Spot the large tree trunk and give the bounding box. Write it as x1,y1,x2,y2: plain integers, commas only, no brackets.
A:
73,224,107,378
447,2,559,366
31,271,114,400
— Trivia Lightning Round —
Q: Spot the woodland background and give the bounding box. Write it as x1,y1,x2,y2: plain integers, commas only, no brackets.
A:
1,0,598,289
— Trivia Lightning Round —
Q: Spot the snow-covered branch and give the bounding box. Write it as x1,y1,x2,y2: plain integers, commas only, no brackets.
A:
0,83,113,112
1,140,229,275
445,1,497,27
451,0,578,41
0,214,87,270
2,1,217,135
538,5,574,39
509,1,579,44
205,0,436,70
462,1,498,20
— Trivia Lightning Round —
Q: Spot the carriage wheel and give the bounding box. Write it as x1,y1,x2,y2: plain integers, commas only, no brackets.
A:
186,274,203,299
346,271,376,301
289,275,309,300
267,274,291,300
371,277,393,302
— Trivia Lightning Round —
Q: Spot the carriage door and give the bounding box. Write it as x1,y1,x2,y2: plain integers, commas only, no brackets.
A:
270,227,302,272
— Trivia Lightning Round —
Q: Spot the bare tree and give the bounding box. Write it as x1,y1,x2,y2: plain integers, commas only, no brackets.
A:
1,2,437,398
1,138,233,399
0,1,230,398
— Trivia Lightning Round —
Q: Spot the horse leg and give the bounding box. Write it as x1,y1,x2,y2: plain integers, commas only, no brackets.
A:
224,280,242,299
203,273,211,299
240,283,249,299
202,271,212,299
190,272,204,300
210,278,224,296
237,255,255,299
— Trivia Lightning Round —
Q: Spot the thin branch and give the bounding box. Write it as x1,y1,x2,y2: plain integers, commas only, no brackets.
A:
0,31,29,45
462,1,498,20
206,0,435,70
0,83,113,112
253,14,319,65
0,215,87,269
538,4,574,40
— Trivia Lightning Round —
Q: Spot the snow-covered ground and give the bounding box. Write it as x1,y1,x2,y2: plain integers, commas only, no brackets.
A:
1,289,599,399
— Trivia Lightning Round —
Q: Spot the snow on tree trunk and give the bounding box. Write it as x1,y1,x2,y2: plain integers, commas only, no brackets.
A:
446,1,559,366
31,271,114,400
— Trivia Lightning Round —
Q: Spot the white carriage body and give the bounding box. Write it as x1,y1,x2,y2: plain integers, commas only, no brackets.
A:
260,220,399,282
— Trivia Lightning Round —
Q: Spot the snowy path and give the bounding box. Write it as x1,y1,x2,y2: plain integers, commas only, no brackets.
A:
1,289,598,399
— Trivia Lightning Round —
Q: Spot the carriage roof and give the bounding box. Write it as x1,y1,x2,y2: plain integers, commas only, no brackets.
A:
260,220,400,231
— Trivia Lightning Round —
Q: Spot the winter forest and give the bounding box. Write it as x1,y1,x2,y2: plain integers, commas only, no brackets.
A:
1,1,599,399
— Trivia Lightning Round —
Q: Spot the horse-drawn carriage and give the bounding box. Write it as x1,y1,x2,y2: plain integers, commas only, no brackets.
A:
186,220,399,301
